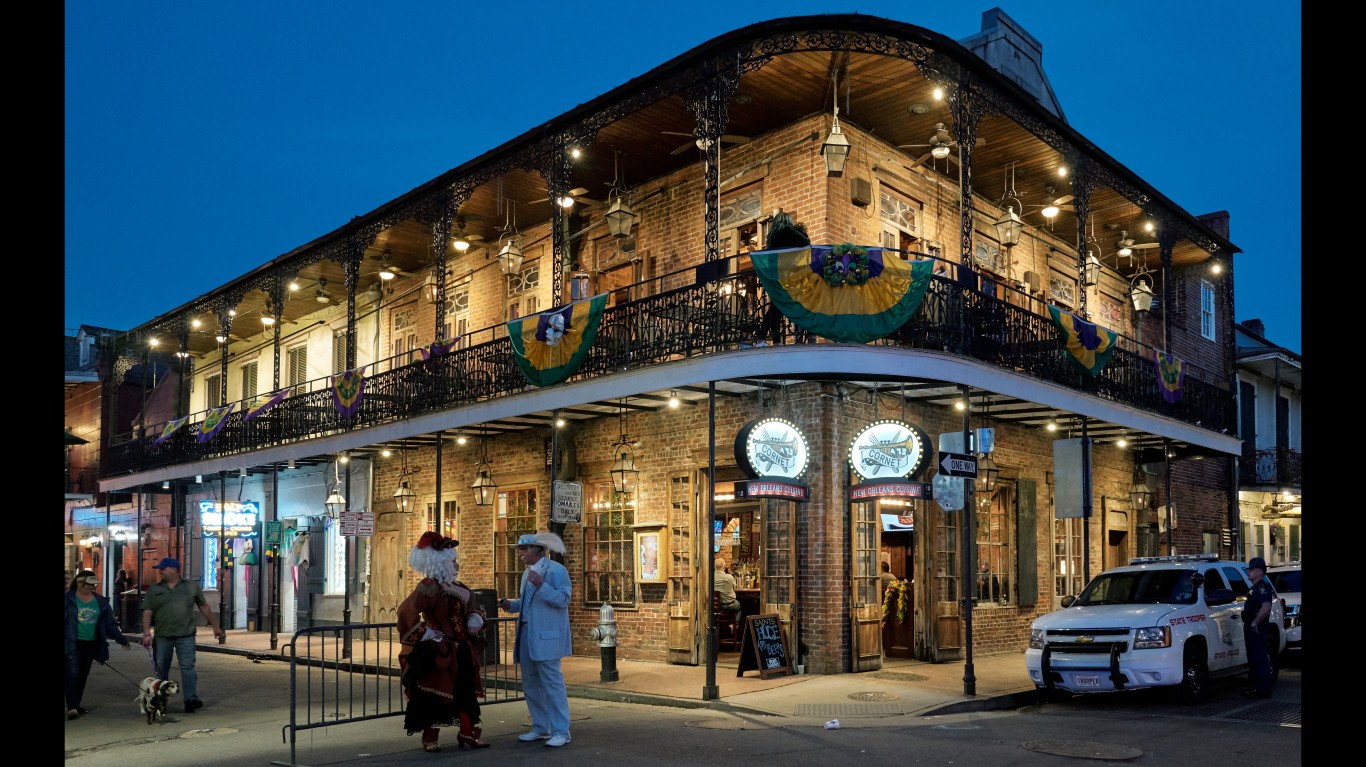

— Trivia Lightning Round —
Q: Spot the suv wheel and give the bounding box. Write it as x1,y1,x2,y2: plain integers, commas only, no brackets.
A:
1176,644,1209,705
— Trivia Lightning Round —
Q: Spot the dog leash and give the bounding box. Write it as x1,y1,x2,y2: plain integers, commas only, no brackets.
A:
101,659,149,692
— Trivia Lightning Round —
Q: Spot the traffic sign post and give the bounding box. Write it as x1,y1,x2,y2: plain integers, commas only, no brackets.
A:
938,451,978,478
932,473,965,512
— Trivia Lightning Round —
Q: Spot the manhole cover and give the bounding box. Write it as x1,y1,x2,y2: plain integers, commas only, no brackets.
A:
1023,740,1143,760
869,671,929,682
848,691,900,702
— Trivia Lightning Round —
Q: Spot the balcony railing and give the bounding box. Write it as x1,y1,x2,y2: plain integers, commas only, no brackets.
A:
106,252,1233,477
1240,446,1302,486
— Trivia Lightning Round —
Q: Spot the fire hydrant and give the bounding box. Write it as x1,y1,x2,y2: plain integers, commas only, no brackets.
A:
588,603,619,682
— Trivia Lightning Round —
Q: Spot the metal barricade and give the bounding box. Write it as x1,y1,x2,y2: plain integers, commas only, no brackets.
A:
277,617,521,766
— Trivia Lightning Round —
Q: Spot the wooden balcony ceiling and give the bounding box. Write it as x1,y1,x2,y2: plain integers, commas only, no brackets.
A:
181,49,1209,355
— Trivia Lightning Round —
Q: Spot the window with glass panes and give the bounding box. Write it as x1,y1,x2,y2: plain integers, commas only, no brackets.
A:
583,482,635,606
240,361,258,400
426,499,458,540
934,506,959,606
878,188,920,254
1054,516,1083,598
287,345,308,395
718,186,762,270
506,261,540,320
391,304,418,366
442,281,470,346
975,486,1014,605
1200,280,1216,341
494,487,539,600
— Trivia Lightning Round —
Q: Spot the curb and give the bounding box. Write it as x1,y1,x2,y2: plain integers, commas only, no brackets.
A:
914,688,1038,717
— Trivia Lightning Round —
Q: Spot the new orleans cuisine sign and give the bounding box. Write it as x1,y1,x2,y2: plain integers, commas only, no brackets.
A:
847,420,933,502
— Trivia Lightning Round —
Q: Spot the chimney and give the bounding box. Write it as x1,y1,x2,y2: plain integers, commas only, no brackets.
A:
958,8,1066,121
1242,318,1265,337
1197,210,1231,240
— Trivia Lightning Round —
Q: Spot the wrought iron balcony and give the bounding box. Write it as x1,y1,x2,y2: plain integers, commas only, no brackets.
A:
106,253,1233,477
1240,446,1302,487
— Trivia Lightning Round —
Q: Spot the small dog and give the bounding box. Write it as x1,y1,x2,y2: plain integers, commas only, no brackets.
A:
135,677,180,724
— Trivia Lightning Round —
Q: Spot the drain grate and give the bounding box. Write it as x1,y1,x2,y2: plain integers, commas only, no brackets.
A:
848,691,900,702
1226,701,1301,727
795,703,904,717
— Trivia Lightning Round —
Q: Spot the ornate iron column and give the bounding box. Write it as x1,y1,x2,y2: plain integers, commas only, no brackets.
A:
343,238,363,372
548,142,573,304
1070,158,1098,318
950,81,989,268
214,302,232,407
173,317,190,418
266,275,286,392
427,187,456,339
1157,217,1178,351
684,60,741,263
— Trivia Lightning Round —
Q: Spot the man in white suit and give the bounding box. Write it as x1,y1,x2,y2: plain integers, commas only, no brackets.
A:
499,531,573,747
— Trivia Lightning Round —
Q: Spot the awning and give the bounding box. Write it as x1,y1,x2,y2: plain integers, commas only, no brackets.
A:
65,430,88,445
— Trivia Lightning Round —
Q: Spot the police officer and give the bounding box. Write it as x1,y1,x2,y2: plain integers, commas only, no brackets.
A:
1241,557,1276,698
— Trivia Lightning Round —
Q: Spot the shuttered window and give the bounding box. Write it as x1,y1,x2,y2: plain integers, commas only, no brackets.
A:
240,361,258,399
206,373,223,409
332,330,349,373
287,346,308,395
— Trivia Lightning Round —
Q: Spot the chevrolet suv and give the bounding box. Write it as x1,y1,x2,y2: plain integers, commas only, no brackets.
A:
1025,554,1285,704
1266,562,1301,654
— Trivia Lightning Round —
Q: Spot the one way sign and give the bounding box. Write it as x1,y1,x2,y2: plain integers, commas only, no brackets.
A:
938,451,978,478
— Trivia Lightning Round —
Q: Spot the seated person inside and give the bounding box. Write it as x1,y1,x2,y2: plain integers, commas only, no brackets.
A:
714,556,743,624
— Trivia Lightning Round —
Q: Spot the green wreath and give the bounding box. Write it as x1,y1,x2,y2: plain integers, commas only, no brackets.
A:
822,243,871,287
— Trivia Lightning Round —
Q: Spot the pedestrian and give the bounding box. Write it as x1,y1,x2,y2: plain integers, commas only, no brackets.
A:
499,531,573,748
396,531,490,752
1241,556,1277,698
879,561,897,595
65,569,133,719
714,556,743,623
139,557,225,714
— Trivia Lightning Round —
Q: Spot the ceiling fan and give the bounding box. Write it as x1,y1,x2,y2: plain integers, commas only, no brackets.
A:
368,248,405,279
313,277,333,305
898,122,981,169
536,186,599,208
1025,184,1074,220
1109,229,1160,262
661,130,752,156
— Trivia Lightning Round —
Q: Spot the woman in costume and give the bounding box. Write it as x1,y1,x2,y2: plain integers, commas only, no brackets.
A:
397,531,490,751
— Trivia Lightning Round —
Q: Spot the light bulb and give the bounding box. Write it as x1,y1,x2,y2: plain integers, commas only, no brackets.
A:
555,418,566,428
261,316,275,326
932,86,944,100
456,435,468,445
1046,422,1058,432
1042,205,1059,219
954,400,966,411
381,449,391,458
558,196,575,208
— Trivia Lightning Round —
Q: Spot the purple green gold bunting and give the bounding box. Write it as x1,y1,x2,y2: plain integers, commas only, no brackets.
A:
332,367,366,419
196,403,235,443
1047,305,1118,377
244,388,289,421
1155,351,1186,403
151,416,189,446
417,337,459,361
749,244,934,344
507,293,608,387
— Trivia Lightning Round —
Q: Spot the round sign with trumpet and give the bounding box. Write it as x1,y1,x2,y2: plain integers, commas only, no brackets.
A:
849,420,932,481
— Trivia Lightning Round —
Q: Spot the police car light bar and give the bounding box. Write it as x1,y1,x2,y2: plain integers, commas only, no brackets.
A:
1128,553,1219,565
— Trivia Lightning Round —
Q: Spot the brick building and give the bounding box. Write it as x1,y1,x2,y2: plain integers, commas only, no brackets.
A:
95,11,1244,675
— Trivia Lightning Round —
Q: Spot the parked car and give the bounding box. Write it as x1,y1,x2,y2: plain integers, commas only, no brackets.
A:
1026,554,1285,704
1266,562,1301,654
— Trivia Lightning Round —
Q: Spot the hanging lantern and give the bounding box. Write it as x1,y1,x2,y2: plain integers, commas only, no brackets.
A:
1083,251,1102,287
324,486,347,517
973,456,999,495
1130,273,1155,313
392,480,417,513
497,239,524,276
993,204,1023,249
609,441,638,495
604,193,635,238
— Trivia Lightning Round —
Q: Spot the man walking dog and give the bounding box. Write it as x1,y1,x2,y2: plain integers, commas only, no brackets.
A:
140,558,225,713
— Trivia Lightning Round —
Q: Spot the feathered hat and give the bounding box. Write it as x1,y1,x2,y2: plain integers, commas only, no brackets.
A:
409,531,460,582
516,531,566,556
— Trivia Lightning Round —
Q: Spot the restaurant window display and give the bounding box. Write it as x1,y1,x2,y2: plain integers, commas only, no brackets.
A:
583,483,636,607
974,485,1015,606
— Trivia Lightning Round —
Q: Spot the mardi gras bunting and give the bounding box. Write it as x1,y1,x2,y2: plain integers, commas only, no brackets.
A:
507,293,609,387
417,337,460,373
749,244,934,344
1155,351,1186,403
1047,305,1119,377
332,367,366,419
197,403,235,443
244,388,289,421
151,416,189,446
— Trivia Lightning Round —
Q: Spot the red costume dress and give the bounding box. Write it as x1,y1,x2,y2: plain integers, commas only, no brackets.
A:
397,575,487,748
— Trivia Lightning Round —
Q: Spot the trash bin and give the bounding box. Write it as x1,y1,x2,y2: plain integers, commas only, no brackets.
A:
470,588,500,667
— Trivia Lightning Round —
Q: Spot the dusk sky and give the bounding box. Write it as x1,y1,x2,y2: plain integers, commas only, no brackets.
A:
65,1,1301,354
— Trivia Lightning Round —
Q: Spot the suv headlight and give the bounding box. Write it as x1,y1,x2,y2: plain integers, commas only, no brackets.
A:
1029,628,1045,649
1132,626,1171,649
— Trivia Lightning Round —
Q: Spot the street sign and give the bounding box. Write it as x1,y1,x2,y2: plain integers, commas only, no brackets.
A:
339,511,374,537
552,480,583,524
265,520,283,544
938,451,978,478
932,473,964,511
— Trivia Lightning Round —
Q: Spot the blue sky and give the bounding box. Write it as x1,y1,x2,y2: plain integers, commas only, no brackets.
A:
65,1,1301,354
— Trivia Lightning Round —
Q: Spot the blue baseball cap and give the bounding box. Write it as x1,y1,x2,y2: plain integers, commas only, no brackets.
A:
1247,557,1267,571
153,557,181,570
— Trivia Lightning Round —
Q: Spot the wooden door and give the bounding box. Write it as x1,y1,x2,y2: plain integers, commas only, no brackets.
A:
369,512,403,627
923,503,963,662
666,472,698,664
851,500,882,671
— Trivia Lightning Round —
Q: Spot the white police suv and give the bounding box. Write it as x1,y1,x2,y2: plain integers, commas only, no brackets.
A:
1266,562,1300,654
1025,554,1286,704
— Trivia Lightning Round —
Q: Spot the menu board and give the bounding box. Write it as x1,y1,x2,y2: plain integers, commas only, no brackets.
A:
736,613,791,679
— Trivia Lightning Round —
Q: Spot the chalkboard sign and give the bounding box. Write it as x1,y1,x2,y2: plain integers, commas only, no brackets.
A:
736,613,791,679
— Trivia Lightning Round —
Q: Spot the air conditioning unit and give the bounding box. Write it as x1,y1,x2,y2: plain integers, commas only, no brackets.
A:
850,176,873,208
1022,271,1043,294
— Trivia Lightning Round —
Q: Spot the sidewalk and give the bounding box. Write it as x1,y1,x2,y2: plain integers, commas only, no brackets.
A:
190,626,1037,722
